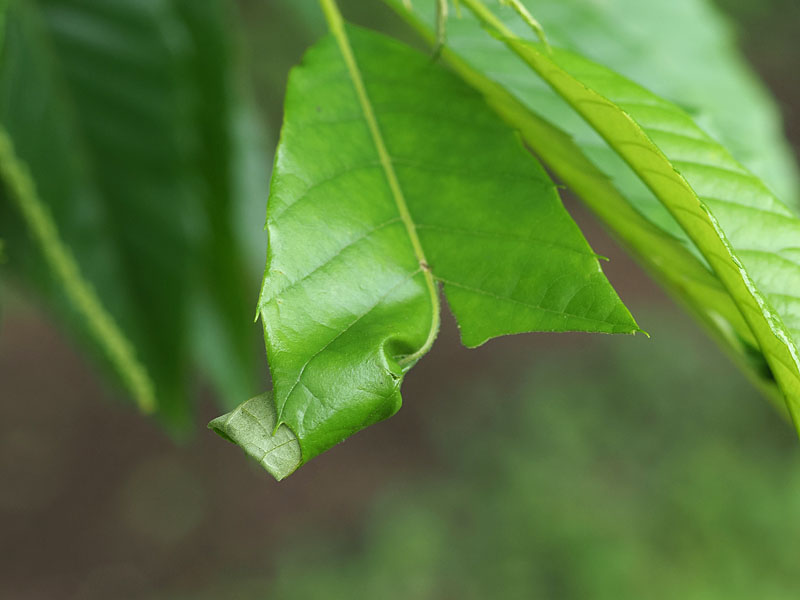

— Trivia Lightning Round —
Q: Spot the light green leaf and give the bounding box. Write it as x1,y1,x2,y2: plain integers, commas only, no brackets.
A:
389,0,797,406
387,0,799,211
209,392,302,481
217,13,638,473
458,0,800,422
511,0,799,208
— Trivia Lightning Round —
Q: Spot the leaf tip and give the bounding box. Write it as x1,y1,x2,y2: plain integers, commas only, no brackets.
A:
208,391,302,481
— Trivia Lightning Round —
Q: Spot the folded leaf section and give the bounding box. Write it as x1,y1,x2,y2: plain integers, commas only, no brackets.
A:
258,24,638,464
209,392,302,481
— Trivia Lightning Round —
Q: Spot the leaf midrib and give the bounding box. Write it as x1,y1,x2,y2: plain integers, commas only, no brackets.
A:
320,0,439,367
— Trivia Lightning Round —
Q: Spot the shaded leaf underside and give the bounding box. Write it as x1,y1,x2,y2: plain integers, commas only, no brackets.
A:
209,392,301,481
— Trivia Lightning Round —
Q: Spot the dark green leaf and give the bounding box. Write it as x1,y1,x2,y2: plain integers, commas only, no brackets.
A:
172,0,263,409
0,126,157,412
0,0,161,410
0,0,263,425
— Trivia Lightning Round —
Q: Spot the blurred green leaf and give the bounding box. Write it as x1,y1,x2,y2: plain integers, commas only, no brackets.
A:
0,127,156,412
172,0,263,409
217,15,638,473
0,0,263,426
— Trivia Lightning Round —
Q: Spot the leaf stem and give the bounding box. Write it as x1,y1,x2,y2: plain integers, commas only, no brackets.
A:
0,127,156,413
499,0,550,50
318,0,440,367
434,0,448,56
460,0,515,38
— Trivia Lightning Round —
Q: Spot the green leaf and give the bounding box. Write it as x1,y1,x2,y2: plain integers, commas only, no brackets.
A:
209,391,302,481
508,0,800,208
0,126,157,412
0,0,161,410
387,0,799,211
218,13,638,473
0,0,263,425
458,0,800,422
172,0,264,409
389,0,797,406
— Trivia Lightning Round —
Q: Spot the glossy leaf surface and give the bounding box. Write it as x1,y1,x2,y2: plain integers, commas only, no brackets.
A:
225,22,638,475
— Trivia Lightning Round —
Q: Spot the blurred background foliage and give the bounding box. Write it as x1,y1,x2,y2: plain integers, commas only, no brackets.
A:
1,0,799,598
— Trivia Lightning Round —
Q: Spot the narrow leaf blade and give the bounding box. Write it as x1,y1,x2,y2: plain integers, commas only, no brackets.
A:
0,0,263,423
461,0,800,422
